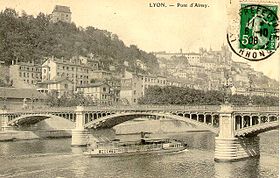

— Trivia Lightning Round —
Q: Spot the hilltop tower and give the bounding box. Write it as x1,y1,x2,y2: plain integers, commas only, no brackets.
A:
51,5,71,23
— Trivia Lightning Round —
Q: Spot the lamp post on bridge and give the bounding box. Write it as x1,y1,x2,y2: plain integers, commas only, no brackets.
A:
248,76,253,106
223,71,233,105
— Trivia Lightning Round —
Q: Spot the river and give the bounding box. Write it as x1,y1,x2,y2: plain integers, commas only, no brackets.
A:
0,130,278,178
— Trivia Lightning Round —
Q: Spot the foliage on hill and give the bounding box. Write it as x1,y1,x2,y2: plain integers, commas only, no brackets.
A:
0,8,159,73
45,91,95,107
138,86,279,106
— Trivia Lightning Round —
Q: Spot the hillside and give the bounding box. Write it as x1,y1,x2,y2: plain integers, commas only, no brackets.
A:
0,8,159,73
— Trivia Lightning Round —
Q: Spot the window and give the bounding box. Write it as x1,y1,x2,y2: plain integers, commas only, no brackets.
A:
103,87,106,92
133,90,136,95
19,72,22,77
134,99,137,103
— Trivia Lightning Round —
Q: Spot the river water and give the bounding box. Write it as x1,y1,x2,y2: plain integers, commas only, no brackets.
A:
0,131,278,178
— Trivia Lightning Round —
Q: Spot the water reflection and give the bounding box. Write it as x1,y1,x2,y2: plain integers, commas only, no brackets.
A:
70,155,89,177
214,158,260,178
71,147,85,155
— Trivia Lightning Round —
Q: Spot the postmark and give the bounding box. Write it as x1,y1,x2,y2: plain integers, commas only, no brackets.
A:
227,4,280,61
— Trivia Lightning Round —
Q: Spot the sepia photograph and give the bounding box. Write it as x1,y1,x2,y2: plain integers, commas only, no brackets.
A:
0,0,279,177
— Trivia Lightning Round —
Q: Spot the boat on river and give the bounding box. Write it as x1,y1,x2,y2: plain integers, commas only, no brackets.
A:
84,136,187,157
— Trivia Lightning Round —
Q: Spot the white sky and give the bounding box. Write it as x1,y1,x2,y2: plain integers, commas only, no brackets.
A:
0,0,279,81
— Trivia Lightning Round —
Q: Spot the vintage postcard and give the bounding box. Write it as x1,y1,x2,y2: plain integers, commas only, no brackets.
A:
0,0,278,178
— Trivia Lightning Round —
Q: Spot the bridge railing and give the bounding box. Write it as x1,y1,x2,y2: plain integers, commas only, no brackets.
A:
2,104,278,114
232,106,279,112
2,106,76,114
82,105,221,111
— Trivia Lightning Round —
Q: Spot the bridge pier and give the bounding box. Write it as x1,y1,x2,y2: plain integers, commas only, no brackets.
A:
71,106,89,146
214,105,260,162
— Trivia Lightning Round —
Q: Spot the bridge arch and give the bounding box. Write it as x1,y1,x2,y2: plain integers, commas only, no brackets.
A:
7,114,74,126
235,121,279,137
83,112,219,134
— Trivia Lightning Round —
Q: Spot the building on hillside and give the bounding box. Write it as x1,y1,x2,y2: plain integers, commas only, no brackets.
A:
36,77,74,95
89,70,112,82
79,55,99,69
51,5,71,23
120,71,168,104
140,74,167,96
120,71,142,105
0,87,46,110
154,51,201,63
77,82,113,105
106,77,121,103
42,56,91,89
9,59,42,89
166,77,187,88
231,86,279,97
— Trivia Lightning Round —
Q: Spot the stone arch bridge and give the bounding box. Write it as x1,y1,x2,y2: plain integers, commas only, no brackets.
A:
0,104,278,162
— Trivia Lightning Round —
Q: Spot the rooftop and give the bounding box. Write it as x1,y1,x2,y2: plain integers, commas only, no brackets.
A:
43,57,92,69
37,77,73,85
77,82,110,88
52,5,71,13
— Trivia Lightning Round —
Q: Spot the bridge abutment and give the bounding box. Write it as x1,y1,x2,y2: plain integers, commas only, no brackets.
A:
0,109,14,131
214,105,260,162
71,106,89,146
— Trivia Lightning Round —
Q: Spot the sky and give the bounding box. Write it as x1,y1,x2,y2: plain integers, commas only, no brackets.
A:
0,0,279,81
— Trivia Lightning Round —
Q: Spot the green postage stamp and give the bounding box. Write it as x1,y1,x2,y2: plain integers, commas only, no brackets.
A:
227,3,280,61
239,4,278,50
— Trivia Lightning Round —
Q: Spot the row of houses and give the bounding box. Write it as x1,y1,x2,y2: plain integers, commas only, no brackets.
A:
7,56,171,105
